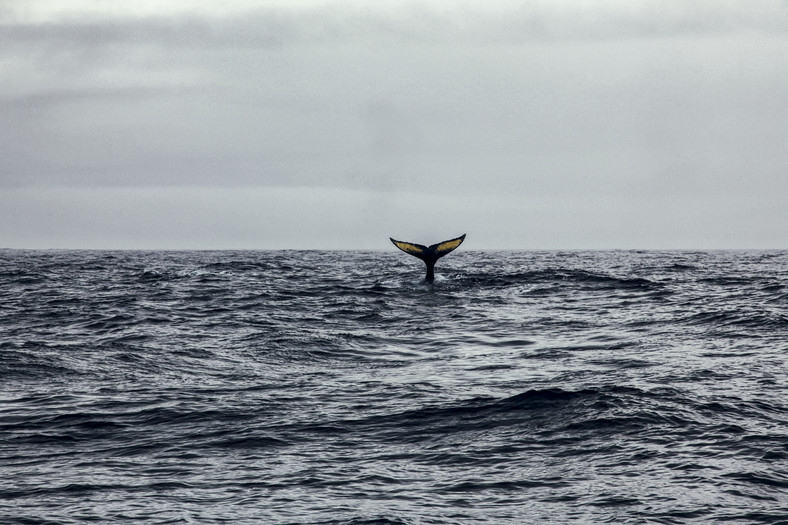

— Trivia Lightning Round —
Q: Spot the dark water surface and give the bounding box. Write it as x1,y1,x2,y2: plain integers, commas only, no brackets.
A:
1,250,787,524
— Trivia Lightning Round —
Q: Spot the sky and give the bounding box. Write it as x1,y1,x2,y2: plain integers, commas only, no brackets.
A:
1,0,787,249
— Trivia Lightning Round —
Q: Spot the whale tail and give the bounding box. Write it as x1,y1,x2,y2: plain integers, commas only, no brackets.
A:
390,234,466,281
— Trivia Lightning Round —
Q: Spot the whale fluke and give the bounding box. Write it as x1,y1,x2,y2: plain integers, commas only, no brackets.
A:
390,234,466,282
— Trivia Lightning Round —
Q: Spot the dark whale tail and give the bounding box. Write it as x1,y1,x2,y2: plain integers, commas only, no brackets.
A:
390,234,466,282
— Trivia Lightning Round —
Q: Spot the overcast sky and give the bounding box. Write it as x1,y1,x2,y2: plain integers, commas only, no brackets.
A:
1,0,786,249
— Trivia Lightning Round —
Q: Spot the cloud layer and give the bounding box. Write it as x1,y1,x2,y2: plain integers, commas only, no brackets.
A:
2,1,787,248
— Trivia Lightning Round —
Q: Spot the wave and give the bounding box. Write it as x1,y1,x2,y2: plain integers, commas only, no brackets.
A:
682,309,788,330
453,268,665,293
2,250,787,524
309,518,417,525
265,386,698,448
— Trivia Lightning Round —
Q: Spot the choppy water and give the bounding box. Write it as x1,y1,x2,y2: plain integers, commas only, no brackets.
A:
1,249,788,524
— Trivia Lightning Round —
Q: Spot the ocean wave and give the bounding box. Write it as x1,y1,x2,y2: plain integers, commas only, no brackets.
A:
2,250,787,524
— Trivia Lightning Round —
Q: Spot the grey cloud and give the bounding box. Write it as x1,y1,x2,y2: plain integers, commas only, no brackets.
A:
2,2,787,249
1,85,178,107
2,2,787,54
3,29,788,195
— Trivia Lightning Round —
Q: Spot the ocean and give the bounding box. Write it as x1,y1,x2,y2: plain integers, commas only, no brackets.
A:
1,249,787,524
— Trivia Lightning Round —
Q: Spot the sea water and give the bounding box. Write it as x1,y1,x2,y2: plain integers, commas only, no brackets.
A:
1,250,787,524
